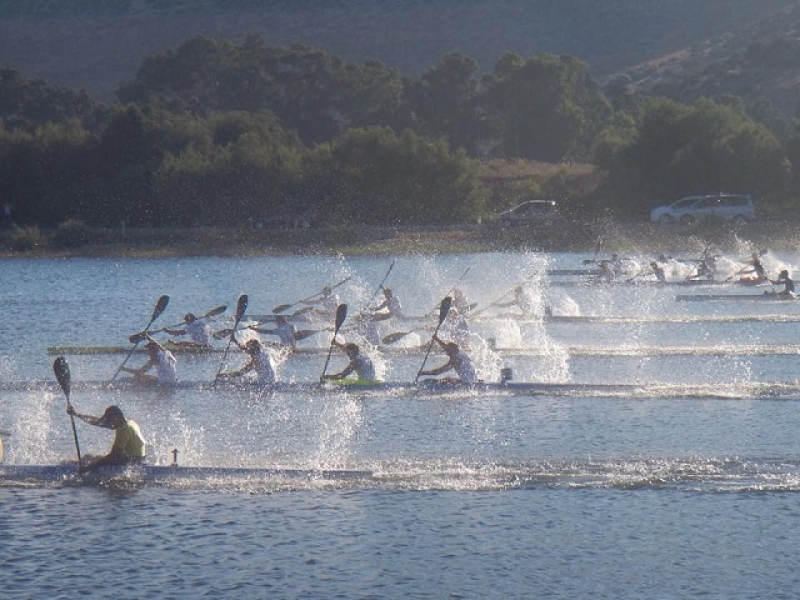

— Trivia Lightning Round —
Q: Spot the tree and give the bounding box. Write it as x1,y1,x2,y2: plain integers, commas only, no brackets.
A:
600,97,789,217
406,53,481,153
481,53,611,162
307,127,485,225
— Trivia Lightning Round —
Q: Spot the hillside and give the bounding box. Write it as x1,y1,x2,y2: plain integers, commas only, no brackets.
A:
0,0,796,102
619,3,800,118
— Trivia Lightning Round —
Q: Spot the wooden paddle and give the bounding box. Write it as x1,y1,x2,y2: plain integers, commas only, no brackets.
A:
272,276,352,314
128,304,227,343
415,297,452,384
53,356,81,467
108,295,170,383
213,295,248,385
320,304,348,382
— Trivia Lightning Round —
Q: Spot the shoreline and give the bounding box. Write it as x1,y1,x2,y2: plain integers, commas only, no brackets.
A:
1,221,796,259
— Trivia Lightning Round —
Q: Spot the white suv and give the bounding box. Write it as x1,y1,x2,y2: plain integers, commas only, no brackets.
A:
650,194,755,226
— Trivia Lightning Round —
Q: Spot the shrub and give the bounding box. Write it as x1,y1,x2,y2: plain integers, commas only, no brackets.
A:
7,224,42,251
52,219,91,249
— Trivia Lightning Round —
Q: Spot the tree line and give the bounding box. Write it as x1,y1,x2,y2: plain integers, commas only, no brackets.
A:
1,34,800,230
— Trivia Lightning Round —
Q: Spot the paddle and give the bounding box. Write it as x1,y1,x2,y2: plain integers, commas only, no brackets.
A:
272,276,352,314
108,295,170,383
382,328,428,345
293,329,324,341
128,304,227,343
415,297,452,384
384,268,471,343
53,356,81,467
214,294,248,385
471,274,537,318
320,304,348,382
366,260,396,307
583,237,603,264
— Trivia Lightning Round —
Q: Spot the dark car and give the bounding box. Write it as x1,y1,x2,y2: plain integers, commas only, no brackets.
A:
495,199,557,228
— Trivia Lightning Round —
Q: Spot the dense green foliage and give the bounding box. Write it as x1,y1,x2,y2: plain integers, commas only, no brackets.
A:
598,98,792,218
1,34,799,229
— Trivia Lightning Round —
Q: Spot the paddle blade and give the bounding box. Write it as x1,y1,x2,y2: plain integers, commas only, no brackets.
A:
382,331,410,345
334,304,348,333
53,356,71,398
272,303,292,314
293,329,320,341
128,331,149,344
205,305,228,318
438,297,453,325
152,295,170,321
235,295,249,322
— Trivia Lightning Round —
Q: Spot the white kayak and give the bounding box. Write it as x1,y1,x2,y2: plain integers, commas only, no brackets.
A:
0,463,373,484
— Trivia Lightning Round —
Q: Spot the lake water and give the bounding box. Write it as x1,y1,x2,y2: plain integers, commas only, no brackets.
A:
3,251,800,599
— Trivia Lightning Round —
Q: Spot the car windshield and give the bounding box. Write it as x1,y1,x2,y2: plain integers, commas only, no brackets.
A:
672,197,700,209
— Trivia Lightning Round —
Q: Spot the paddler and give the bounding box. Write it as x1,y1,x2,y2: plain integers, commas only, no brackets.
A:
164,312,212,348
216,338,277,386
370,287,405,320
322,341,377,383
737,252,768,282
417,334,477,385
770,269,796,297
66,404,146,473
441,306,471,348
452,287,473,313
248,315,297,351
650,261,667,283
302,285,340,319
494,284,537,317
120,337,177,385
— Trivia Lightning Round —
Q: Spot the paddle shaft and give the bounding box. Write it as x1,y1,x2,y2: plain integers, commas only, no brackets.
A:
131,305,227,343
214,295,248,384
366,261,396,308
54,357,81,465
415,297,452,383
273,276,352,313
320,304,348,382
162,305,227,331
472,274,537,317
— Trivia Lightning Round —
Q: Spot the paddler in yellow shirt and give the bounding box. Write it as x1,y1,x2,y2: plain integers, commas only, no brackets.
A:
66,404,145,473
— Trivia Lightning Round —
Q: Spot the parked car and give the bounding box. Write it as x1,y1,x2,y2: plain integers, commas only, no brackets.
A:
495,199,558,228
650,193,755,226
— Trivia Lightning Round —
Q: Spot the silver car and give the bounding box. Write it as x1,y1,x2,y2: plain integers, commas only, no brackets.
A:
650,194,755,226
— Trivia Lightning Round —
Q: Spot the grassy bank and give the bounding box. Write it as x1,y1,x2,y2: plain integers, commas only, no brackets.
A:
1,218,798,258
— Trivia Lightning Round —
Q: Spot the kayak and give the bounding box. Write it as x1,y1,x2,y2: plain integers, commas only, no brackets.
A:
546,269,601,276
47,341,215,356
46,340,800,357
676,293,798,302
0,463,373,484
550,278,770,288
2,378,796,399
